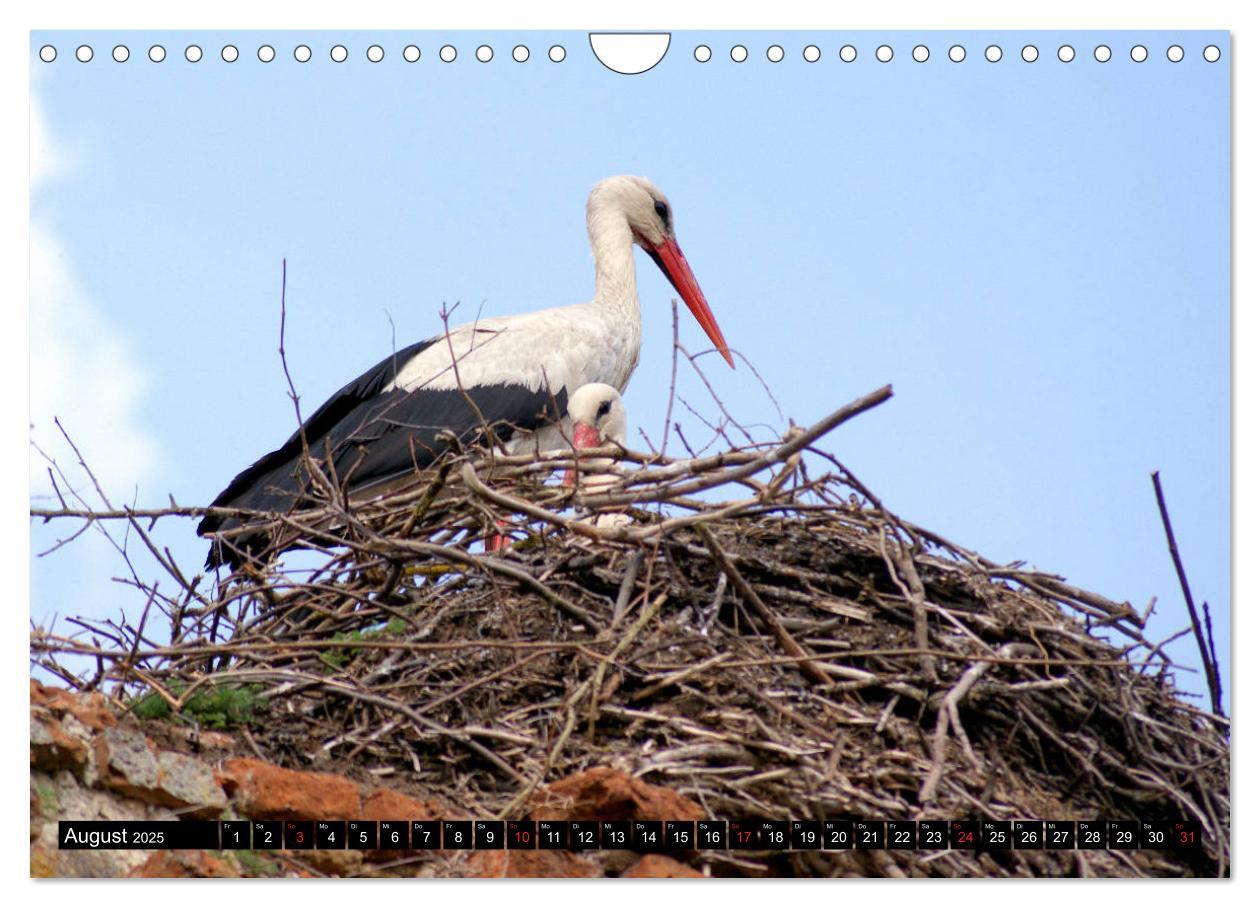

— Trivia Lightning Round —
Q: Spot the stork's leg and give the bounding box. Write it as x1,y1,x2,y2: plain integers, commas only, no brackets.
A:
486,520,512,552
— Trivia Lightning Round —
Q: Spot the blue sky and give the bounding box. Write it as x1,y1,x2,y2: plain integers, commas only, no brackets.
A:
29,29,1229,710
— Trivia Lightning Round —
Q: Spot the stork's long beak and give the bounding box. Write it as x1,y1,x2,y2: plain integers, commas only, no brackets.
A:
647,238,735,368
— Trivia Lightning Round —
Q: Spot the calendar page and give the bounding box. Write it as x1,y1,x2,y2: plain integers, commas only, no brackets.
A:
29,28,1229,880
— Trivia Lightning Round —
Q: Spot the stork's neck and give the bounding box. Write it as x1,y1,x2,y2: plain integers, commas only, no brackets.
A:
588,205,640,316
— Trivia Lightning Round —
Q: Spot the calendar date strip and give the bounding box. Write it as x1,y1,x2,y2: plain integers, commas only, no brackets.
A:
59,818,1202,852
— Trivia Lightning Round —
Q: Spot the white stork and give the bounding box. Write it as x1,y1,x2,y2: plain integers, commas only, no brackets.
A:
562,382,627,491
566,382,628,454
199,175,731,567
487,382,630,551
564,383,633,533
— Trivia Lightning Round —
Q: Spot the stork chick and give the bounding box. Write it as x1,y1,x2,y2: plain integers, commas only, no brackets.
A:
564,383,631,530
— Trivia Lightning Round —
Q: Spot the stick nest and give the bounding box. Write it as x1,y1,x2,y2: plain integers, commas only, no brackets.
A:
32,389,1230,878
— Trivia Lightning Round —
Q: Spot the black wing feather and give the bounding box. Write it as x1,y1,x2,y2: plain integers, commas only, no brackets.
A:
199,337,435,531
199,337,567,565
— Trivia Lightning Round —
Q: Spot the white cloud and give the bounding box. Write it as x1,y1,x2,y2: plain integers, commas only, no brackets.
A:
29,93,72,190
29,97,159,504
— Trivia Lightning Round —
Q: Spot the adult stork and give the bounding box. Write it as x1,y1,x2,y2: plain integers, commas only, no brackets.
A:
199,175,732,567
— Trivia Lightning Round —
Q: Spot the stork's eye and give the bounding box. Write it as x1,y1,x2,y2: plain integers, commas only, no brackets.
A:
653,200,669,225
596,399,612,419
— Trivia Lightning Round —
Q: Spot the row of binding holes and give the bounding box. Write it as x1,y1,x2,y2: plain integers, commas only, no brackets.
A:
699,43,1221,63
40,42,1224,65
37,44,569,63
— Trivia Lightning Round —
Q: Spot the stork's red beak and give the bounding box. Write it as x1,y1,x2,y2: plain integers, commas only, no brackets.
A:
564,422,604,486
573,422,602,450
647,237,735,368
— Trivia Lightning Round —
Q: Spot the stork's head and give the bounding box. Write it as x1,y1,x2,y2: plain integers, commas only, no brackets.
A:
564,383,627,490
567,382,627,450
588,175,674,249
588,175,735,368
